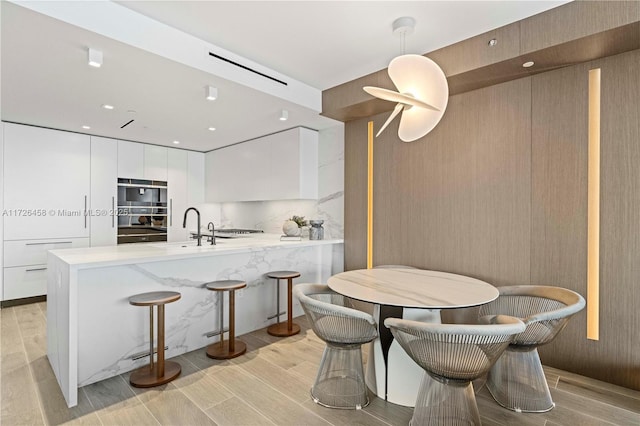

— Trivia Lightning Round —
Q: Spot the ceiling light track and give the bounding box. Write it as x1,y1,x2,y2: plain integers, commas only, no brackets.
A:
120,119,134,129
208,52,288,86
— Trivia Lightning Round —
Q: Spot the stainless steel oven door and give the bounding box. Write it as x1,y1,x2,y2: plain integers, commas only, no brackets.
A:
117,226,167,244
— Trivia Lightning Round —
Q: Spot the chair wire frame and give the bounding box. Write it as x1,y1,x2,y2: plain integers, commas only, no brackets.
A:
477,285,586,413
385,316,525,426
294,284,378,410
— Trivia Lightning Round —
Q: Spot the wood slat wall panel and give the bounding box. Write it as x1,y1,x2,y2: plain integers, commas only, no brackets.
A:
530,61,590,376
520,1,640,54
428,22,520,77
344,118,369,271
533,50,640,390
597,50,640,390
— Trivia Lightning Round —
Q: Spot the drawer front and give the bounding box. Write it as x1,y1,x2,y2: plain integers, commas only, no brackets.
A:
4,238,89,267
3,265,48,300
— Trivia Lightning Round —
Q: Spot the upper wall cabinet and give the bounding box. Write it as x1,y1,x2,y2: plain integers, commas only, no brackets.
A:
117,140,143,179
206,127,318,202
3,123,91,240
144,144,168,181
117,141,168,181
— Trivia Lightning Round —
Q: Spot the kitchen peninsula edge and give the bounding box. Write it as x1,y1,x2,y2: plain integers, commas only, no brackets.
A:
46,234,344,407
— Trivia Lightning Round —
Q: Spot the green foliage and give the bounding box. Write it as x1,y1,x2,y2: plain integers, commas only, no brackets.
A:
289,215,308,227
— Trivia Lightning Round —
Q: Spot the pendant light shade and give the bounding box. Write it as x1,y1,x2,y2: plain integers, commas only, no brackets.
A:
391,54,448,141
363,18,449,142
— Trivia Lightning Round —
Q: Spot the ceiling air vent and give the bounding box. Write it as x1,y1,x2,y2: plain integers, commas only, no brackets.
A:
209,52,288,86
120,119,134,129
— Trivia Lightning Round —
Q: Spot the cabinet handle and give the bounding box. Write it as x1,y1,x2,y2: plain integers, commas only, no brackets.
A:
84,195,88,228
26,267,47,272
25,241,72,246
112,196,115,228
170,198,173,226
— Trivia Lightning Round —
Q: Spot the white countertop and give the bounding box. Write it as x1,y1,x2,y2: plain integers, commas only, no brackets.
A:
49,234,343,269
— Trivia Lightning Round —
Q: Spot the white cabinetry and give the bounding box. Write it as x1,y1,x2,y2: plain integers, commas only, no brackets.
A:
167,151,205,241
3,123,91,300
0,123,4,300
167,148,188,242
188,151,205,206
117,140,144,179
144,145,168,181
4,123,91,240
3,238,89,300
90,137,118,247
116,141,168,181
206,127,318,202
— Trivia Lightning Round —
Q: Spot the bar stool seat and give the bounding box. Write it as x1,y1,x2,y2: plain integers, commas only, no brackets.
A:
129,291,181,388
266,270,301,337
205,280,247,359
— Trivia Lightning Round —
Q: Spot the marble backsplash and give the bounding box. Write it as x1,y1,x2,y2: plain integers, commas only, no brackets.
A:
200,124,344,239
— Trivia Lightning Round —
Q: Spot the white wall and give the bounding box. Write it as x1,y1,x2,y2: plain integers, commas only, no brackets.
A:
215,124,344,238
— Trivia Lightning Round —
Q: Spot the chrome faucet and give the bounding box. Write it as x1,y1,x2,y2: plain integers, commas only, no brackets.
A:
207,222,216,245
183,207,202,246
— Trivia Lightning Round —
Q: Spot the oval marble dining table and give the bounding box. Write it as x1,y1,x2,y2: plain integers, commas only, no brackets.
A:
327,267,499,407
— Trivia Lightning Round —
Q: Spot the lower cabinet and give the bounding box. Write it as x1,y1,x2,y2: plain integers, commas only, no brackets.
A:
3,267,49,301
3,238,89,300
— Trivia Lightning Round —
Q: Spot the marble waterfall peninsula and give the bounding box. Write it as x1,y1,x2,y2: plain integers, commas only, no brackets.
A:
46,234,344,407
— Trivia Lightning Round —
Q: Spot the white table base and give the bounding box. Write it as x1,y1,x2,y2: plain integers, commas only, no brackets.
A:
365,305,441,407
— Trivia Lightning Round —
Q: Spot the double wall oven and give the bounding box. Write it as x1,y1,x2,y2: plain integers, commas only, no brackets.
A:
117,178,168,244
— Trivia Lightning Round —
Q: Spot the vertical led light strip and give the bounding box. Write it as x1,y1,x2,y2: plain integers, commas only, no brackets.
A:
587,68,601,341
367,121,374,269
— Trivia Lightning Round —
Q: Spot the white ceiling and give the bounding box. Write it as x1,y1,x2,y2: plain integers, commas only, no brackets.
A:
1,1,569,152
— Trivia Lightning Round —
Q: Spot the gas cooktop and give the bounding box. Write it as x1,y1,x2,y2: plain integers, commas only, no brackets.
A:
214,228,264,238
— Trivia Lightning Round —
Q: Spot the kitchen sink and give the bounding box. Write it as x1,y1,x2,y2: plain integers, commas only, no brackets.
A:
150,240,222,249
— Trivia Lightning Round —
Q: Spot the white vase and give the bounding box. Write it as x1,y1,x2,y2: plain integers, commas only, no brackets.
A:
282,220,301,237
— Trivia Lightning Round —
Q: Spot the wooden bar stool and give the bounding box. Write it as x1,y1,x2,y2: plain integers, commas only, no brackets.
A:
266,270,301,337
128,291,181,387
205,280,247,359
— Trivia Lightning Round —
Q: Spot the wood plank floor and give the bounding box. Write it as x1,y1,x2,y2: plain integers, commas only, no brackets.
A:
1,302,639,425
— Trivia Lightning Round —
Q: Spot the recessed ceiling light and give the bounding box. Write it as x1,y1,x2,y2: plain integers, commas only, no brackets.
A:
205,86,218,101
522,61,535,68
102,104,114,110
488,39,498,47
208,127,216,131
82,125,91,130
279,109,288,121
88,48,102,68
173,140,180,145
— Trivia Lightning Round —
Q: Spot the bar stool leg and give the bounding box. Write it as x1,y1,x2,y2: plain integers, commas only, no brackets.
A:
157,304,165,378
287,278,293,334
206,289,246,360
229,290,235,353
276,278,281,324
149,306,154,371
219,292,224,348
